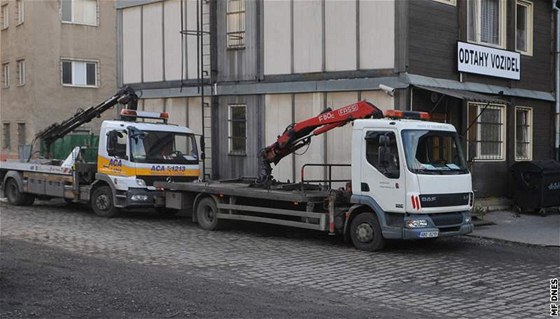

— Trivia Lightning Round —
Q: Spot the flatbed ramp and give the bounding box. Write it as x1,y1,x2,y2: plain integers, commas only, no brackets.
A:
156,180,333,231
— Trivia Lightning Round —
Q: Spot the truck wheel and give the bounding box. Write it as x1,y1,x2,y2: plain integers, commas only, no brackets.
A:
350,212,385,251
91,186,120,218
196,197,221,230
5,178,35,206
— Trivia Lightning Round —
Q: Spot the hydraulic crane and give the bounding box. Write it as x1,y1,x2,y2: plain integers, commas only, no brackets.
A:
255,100,384,185
35,86,139,158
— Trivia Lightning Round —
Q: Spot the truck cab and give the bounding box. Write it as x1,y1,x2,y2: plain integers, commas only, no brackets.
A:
350,112,473,247
91,110,200,216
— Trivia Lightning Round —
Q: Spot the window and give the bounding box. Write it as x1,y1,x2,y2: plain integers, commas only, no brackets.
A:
467,0,507,48
1,4,8,29
226,0,245,48
2,63,8,88
16,0,23,25
365,131,400,179
468,103,506,161
515,107,532,161
228,104,246,155
2,123,10,150
16,59,24,86
61,0,98,26
17,123,25,146
516,0,533,55
61,59,98,87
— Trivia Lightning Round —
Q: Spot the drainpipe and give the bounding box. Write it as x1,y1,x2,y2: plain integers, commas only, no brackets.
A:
554,0,560,160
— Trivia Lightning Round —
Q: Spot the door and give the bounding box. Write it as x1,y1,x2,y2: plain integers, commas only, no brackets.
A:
360,130,406,213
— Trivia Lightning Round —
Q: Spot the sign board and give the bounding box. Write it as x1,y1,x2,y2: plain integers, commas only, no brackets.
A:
457,42,520,80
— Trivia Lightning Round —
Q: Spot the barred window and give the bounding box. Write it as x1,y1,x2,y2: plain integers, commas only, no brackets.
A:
228,104,246,155
468,103,506,161
515,107,532,161
226,0,245,48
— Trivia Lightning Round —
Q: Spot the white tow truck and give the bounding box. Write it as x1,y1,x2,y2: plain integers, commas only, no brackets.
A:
155,102,474,251
0,87,200,217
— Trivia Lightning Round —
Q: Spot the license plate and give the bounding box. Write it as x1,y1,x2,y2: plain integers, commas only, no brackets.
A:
419,231,439,238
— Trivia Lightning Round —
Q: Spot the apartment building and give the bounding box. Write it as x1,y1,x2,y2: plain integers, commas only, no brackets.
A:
0,0,117,160
117,0,557,198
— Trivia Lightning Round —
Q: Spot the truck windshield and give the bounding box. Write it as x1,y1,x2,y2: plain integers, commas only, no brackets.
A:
130,130,198,164
401,130,468,174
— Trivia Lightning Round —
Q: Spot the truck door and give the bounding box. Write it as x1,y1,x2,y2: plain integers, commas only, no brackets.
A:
360,130,406,213
98,129,131,177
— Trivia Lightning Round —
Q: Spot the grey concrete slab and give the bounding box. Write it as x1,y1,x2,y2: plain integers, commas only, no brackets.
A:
469,210,560,247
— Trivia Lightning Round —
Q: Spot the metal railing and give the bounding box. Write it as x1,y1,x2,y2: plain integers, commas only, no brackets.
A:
300,163,351,191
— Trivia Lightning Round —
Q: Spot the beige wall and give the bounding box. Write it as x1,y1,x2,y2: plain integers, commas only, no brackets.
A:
264,0,395,75
0,0,117,160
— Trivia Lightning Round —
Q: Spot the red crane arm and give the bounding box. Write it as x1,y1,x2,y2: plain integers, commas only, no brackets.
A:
256,100,384,185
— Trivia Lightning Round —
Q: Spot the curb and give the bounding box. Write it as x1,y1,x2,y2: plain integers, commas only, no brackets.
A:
465,233,560,248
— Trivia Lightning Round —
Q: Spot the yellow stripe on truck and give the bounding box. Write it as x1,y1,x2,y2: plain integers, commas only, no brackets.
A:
97,156,200,177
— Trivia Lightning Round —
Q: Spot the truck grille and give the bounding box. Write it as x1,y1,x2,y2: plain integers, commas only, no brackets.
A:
429,212,463,227
419,193,470,207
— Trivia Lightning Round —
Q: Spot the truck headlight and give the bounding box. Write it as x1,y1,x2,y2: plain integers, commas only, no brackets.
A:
464,216,471,223
131,194,149,201
406,219,428,228
136,179,146,187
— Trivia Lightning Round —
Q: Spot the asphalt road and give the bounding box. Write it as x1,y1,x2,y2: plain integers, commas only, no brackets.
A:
1,199,558,319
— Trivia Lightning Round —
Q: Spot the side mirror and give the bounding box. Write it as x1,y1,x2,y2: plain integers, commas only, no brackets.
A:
199,136,206,160
107,131,118,157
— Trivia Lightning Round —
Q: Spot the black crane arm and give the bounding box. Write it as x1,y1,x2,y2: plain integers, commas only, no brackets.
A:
35,86,138,156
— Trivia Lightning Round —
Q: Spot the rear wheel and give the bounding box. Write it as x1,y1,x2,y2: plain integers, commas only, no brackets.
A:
196,197,221,230
350,212,385,251
91,186,120,218
5,178,35,206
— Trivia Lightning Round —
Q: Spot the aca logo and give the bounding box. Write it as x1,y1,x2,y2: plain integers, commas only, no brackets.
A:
109,159,122,167
151,165,166,172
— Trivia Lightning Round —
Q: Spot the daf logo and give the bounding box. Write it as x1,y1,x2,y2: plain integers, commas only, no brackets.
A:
421,196,437,202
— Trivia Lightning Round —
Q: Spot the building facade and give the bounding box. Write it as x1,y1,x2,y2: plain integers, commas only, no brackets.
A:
0,0,117,160
116,0,557,198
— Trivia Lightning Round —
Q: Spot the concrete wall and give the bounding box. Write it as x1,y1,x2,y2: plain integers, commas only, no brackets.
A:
0,0,117,160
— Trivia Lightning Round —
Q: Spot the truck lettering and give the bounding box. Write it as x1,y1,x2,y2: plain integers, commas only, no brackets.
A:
318,113,335,122
109,159,122,167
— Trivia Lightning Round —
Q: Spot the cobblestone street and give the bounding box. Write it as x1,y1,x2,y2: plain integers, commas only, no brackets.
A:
1,200,558,318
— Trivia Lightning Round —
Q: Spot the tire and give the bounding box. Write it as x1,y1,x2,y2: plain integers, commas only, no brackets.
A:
91,186,120,218
196,197,221,230
350,212,385,251
4,178,35,206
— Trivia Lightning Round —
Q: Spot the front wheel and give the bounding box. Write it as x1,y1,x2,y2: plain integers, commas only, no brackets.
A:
91,186,120,218
350,212,385,251
5,178,35,206
196,197,222,230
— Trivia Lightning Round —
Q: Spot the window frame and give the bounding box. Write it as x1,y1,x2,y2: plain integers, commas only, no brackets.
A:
468,102,507,162
1,4,8,30
61,0,99,27
467,0,507,49
16,59,25,86
514,106,533,161
515,0,533,56
226,0,246,49
2,63,9,88
15,0,23,25
60,58,99,88
228,104,247,156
